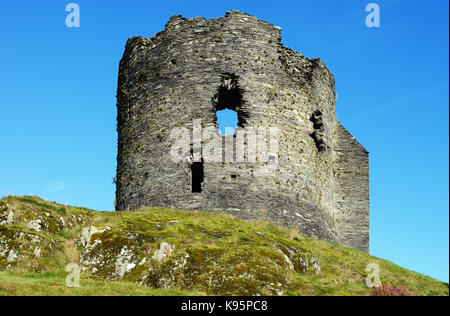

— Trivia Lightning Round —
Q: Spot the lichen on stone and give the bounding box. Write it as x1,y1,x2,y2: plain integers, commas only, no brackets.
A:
0,196,324,295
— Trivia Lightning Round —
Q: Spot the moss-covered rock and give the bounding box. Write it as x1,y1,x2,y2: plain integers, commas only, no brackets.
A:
0,201,14,225
79,228,144,280
0,225,52,270
0,196,448,296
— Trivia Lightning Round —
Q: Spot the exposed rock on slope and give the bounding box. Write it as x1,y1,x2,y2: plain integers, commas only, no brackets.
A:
0,196,319,296
0,196,448,296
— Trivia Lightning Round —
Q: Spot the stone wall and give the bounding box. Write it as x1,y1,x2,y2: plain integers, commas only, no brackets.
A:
333,123,370,252
115,11,369,252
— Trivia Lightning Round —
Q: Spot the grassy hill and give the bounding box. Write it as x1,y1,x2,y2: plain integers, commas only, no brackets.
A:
0,196,448,296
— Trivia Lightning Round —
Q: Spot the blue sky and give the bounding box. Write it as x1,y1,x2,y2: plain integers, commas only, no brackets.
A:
0,1,448,283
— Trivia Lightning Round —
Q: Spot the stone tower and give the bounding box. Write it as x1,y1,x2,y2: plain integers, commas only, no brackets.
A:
115,11,369,252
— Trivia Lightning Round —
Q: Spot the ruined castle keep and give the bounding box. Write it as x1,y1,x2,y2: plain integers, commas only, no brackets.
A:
115,11,370,252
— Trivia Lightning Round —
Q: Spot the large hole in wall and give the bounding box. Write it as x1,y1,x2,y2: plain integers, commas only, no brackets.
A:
213,73,247,132
310,110,328,153
191,160,204,193
217,109,238,135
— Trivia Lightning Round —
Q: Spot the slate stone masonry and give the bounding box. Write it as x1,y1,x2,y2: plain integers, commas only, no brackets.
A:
115,11,369,253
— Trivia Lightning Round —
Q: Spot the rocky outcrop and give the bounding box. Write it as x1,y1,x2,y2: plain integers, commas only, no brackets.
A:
1,196,447,296
0,196,320,296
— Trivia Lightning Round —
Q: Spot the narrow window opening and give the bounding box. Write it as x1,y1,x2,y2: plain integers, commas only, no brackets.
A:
310,110,328,153
191,160,204,193
231,175,237,180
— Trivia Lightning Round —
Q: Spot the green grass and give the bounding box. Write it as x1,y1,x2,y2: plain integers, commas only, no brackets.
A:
284,235,449,296
0,270,202,296
0,196,448,296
